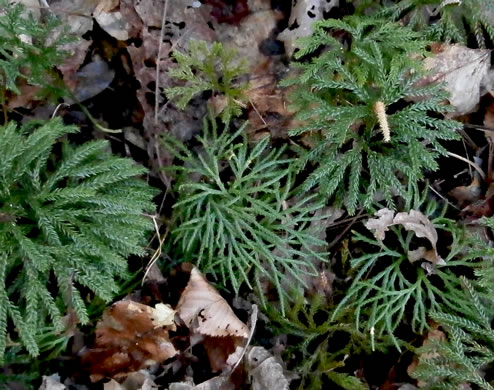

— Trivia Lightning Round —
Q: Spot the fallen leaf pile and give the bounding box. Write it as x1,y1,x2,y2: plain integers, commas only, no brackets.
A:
82,267,259,386
83,301,177,382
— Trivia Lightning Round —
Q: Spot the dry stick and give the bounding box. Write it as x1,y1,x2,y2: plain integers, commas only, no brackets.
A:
154,0,169,125
428,184,460,211
248,97,268,127
447,151,486,180
328,208,365,250
142,215,169,285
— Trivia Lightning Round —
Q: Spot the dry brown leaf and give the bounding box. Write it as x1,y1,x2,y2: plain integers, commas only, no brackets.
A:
95,11,131,41
57,39,93,92
245,72,301,140
422,45,494,115
176,268,249,338
365,208,445,265
449,175,482,207
50,0,99,37
103,370,158,390
94,0,120,15
214,9,280,68
485,100,494,129
83,300,177,381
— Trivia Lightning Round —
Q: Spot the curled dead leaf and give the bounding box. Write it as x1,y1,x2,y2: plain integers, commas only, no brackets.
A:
365,208,445,265
176,268,249,338
83,300,177,381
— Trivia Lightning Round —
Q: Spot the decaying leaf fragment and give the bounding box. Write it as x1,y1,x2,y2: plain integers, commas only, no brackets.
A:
423,44,494,115
365,208,445,265
246,347,290,390
278,0,339,56
39,374,66,390
84,300,177,381
176,268,249,338
103,370,158,390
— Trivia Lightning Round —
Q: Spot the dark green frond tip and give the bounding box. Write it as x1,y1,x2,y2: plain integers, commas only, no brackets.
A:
412,278,494,389
0,118,156,359
284,15,461,214
0,0,73,100
165,40,248,124
163,114,328,315
376,0,494,48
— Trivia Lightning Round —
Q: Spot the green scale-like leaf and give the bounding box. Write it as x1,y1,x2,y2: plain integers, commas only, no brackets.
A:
163,114,328,315
284,15,461,214
0,118,156,358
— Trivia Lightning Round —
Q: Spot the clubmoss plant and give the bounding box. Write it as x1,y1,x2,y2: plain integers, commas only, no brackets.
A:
265,293,391,389
165,40,248,124
0,0,72,112
332,190,477,350
0,118,156,358
412,278,494,389
162,113,327,314
284,16,461,214
377,0,494,48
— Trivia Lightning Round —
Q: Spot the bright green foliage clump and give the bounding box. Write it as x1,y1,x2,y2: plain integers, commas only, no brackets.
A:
377,0,494,48
0,118,156,358
163,115,327,314
284,16,461,214
0,0,71,100
332,193,475,350
412,279,494,389
165,40,248,124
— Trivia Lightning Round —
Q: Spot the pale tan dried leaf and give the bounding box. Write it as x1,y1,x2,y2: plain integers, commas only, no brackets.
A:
95,11,130,40
104,379,123,390
278,0,339,56
169,376,231,390
151,303,176,329
39,374,66,390
364,208,395,241
423,45,493,115
394,210,438,249
365,209,445,265
94,0,120,15
176,268,249,338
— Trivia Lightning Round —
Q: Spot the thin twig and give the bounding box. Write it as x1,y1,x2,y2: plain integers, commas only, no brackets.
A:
142,215,168,285
154,0,169,124
328,209,365,250
428,184,460,211
51,103,69,118
248,97,268,127
447,151,486,180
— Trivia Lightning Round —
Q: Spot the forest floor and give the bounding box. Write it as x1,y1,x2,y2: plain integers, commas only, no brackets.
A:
4,0,494,389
